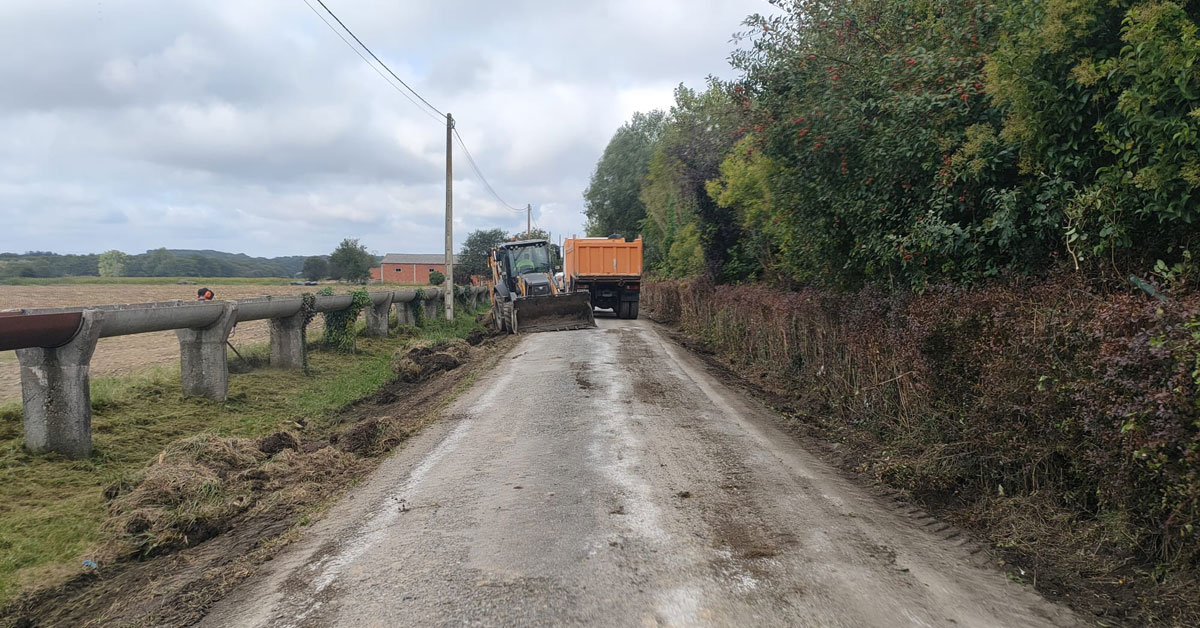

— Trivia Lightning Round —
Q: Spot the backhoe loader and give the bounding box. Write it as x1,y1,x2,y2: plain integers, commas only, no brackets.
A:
489,239,596,333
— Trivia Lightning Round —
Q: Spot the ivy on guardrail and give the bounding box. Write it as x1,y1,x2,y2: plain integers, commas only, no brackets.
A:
299,292,317,373
410,288,426,327
318,286,370,352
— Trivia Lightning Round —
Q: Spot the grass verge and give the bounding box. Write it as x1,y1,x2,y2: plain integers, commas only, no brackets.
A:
0,305,489,606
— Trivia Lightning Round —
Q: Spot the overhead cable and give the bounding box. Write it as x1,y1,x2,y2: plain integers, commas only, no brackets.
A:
301,0,525,214
312,0,446,119
299,0,443,124
453,129,526,212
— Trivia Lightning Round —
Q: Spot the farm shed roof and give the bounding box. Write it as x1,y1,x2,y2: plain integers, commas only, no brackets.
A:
381,254,459,265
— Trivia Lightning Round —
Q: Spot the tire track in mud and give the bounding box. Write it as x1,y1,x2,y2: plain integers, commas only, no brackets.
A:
615,326,803,609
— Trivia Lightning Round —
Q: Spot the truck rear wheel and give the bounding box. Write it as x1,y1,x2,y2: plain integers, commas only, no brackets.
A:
628,301,639,319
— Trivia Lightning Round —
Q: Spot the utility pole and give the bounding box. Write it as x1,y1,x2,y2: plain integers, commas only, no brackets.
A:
526,203,531,236
444,113,454,321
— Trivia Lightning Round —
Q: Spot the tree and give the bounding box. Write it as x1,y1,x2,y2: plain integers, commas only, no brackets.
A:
458,228,509,282
584,110,666,239
97,250,127,277
512,227,550,241
428,269,445,285
639,82,749,281
142,247,178,276
328,239,374,283
302,256,328,281
987,0,1200,272
510,228,561,267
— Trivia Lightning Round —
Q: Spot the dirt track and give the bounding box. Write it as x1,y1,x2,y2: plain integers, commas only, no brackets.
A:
199,317,1085,627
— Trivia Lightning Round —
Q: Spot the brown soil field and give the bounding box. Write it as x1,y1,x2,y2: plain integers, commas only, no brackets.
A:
0,284,343,403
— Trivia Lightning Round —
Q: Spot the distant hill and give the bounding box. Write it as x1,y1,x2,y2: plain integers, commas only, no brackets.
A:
163,250,313,277
0,248,329,279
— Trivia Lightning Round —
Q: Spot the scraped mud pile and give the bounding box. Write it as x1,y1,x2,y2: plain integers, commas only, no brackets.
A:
98,433,363,562
393,339,472,382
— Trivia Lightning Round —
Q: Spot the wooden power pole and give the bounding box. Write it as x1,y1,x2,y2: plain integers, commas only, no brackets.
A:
444,113,454,321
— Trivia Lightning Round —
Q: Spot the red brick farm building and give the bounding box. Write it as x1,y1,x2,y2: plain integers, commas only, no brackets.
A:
371,253,460,284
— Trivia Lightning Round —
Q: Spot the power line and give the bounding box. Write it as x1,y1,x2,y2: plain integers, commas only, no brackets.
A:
453,128,526,212
300,0,527,216
312,0,445,119
300,0,442,124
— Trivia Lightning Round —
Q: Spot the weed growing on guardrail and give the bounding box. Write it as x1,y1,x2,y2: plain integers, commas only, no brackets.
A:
410,288,426,327
299,293,317,374
318,287,370,352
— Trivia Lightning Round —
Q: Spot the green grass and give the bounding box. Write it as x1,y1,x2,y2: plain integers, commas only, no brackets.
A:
414,309,489,344
0,305,487,603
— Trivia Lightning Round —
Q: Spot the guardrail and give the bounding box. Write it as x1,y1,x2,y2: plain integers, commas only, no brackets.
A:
2,286,490,459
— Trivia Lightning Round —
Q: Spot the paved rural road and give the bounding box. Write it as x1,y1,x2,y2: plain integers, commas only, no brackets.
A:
200,318,1084,628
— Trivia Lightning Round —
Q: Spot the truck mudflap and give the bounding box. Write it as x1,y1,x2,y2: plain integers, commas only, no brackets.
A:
512,291,596,333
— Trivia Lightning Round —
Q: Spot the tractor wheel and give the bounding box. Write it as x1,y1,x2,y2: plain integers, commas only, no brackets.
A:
492,300,510,332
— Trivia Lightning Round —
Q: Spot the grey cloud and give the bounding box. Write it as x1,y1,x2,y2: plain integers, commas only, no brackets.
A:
98,210,128,224
0,0,773,257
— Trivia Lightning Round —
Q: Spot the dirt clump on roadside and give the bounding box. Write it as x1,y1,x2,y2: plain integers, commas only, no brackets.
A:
7,436,369,628
393,339,471,382
333,418,382,455
95,434,325,562
258,431,301,455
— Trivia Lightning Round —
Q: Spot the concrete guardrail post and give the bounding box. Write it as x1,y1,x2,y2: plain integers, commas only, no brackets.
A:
16,309,105,459
394,300,413,326
269,310,306,369
423,290,440,322
176,302,238,401
365,293,392,337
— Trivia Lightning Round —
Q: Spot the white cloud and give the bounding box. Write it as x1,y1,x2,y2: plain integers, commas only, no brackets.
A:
0,0,775,257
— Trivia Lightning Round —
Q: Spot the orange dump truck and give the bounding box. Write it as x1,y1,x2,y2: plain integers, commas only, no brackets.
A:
562,236,643,319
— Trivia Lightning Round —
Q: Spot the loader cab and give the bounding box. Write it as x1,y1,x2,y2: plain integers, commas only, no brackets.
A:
495,240,553,291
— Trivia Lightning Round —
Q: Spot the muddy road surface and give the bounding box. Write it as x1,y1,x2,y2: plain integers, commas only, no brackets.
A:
200,318,1083,627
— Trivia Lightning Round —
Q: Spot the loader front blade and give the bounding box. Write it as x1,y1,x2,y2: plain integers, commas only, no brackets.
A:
512,292,596,333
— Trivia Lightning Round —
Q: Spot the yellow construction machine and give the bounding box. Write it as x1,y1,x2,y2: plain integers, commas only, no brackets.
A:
488,239,596,333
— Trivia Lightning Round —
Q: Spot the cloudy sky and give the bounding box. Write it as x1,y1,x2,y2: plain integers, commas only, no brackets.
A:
0,0,771,258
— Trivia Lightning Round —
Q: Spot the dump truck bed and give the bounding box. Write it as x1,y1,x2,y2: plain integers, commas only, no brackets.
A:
563,237,643,280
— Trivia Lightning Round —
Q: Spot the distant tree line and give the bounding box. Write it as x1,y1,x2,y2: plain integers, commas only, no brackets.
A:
0,248,312,279
0,240,389,283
